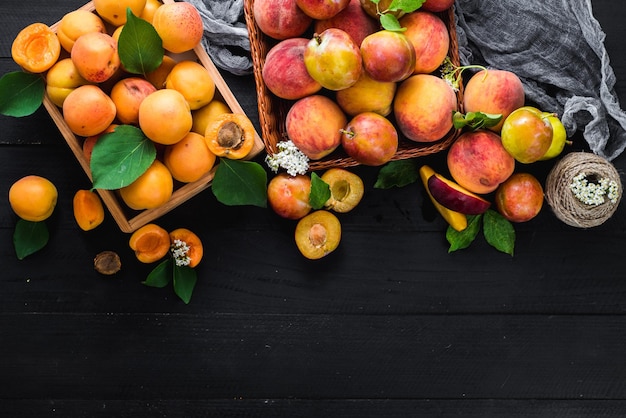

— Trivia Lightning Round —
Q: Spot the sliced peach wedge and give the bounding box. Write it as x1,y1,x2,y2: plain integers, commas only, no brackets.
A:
427,171,491,215
419,165,468,232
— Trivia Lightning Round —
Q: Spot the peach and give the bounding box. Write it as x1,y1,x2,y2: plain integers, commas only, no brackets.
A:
62,85,117,137
313,0,379,47
253,0,313,40
110,77,157,125
360,30,416,83
262,37,322,100
447,130,516,195
286,95,347,160
422,0,455,12
463,69,525,132
419,165,467,232
393,74,457,142
340,112,398,166
151,2,204,53
335,71,396,117
94,0,147,26
46,58,93,108
296,0,350,20
71,32,120,83
495,172,544,222
56,9,106,53
400,11,450,75
427,172,491,215
267,172,312,220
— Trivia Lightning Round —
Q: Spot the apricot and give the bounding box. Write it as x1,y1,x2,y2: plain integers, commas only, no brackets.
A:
144,54,177,89
138,88,193,145
140,0,163,23
119,159,174,210
294,210,341,259
94,0,148,26
163,131,217,183
205,113,256,159
129,223,170,263
267,173,312,220
46,58,93,108
165,60,216,110
71,32,120,83
321,168,364,213
11,22,61,73
9,175,58,222
191,99,231,135
63,85,117,137
151,2,204,53
56,9,106,53
169,228,203,268
72,189,105,231
110,77,157,125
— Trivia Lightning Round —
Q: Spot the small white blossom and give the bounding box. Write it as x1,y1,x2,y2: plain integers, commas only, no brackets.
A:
171,239,191,267
265,140,309,176
569,172,620,206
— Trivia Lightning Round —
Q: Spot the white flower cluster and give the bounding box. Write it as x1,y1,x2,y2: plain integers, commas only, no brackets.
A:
569,172,620,206
170,239,191,267
265,140,309,176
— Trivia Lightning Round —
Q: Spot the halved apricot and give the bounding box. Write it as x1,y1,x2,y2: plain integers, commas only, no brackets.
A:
169,228,203,268
320,168,364,213
129,223,170,263
294,210,341,260
205,113,255,159
11,22,61,73
72,189,105,231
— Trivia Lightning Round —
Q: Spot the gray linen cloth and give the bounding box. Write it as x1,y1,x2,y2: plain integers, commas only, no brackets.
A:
186,0,626,161
455,0,626,161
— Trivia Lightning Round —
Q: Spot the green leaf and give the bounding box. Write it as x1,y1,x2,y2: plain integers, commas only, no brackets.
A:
90,125,156,190
380,13,404,31
13,219,49,260
446,214,482,252
118,8,164,75
173,265,197,304
0,72,45,117
212,159,268,207
374,159,419,189
388,0,425,13
452,111,503,131
309,172,331,209
142,259,173,288
483,209,515,256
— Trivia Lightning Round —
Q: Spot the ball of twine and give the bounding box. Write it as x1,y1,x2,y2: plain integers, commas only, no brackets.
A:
545,152,622,228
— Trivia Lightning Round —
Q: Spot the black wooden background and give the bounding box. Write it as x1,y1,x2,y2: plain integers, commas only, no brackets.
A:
1,1,626,416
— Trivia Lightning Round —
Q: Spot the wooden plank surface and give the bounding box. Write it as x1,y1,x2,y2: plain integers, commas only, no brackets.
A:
1,0,626,416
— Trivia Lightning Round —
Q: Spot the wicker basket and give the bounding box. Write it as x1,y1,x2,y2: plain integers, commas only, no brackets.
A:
43,0,264,233
244,0,464,171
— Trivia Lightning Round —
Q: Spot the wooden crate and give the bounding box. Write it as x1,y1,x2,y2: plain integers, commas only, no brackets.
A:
44,0,264,233
243,0,464,171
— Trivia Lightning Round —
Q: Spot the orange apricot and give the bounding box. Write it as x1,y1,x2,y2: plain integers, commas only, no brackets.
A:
145,54,177,89
141,0,163,23
205,113,255,159
72,189,105,231
110,77,157,125
119,159,174,210
71,31,120,83
151,2,204,53
57,9,106,53
294,210,342,259
46,58,93,108
191,99,231,135
138,88,192,145
8,175,58,222
163,132,216,183
94,0,148,26
169,228,203,268
11,22,61,73
129,223,170,263
165,60,215,110
62,84,117,137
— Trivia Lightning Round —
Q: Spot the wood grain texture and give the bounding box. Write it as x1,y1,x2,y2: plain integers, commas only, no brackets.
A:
1,0,626,416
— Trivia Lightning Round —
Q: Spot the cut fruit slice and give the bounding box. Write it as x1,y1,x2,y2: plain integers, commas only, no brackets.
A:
419,165,468,232
427,172,491,215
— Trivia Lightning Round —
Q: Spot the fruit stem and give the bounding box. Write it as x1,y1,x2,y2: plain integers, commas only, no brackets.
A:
441,57,487,91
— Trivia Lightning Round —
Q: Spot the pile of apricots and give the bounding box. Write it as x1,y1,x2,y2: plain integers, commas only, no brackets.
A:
10,0,256,231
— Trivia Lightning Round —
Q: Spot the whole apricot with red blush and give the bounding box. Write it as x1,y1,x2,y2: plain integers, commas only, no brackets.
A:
267,172,312,220
110,77,157,125
151,2,204,53
63,85,116,137
71,32,120,83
